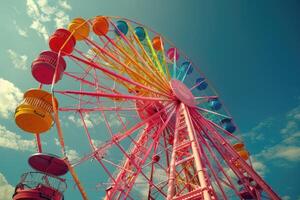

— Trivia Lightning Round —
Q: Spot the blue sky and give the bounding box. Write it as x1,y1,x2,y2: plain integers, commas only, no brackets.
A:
0,0,299,199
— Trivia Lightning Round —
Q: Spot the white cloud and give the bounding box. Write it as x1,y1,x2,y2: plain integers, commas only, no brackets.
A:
67,113,124,129
0,78,23,118
13,21,28,37
91,139,103,147
0,172,14,200
26,0,41,19
54,10,70,28
58,0,72,10
17,28,28,37
282,195,291,200
251,156,267,177
280,105,300,134
249,104,300,166
261,145,300,162
108,114,126,128
90,113,104,125
134,174,149,199
153,168,167,183
131,168,168,199
26,0,49,40
0,124,35,151
282,131,300,144
287,105,300,120
257,128,300,162
68,114,94,128
37,0,56,15
54,138,80,162
54,138,60,146
66,148,80,162
25,0,72,41
242,117,274,141
68,115,77,124
30,20,49,41
255,104,300,163
281,121,298,134
7,49,28,70
224,167,236,181
84,114,93,127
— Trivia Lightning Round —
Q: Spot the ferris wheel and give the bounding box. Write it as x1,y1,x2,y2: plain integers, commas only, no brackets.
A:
12,16,281,200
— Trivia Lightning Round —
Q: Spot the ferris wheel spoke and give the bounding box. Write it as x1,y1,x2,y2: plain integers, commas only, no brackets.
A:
101,106,123,137
194,95,218,101
202,124,259,198
192,116,241,195
191,115,245,198
195,131,229,199
54,90,174,103
71,50,98,81
71,103,175,167
111,135,171,199
172,49,178,79
181,62,192,82
64,71,98,88
139,169,168,199
159,40,171,80
133,34,170,87
102,158,134,174
83,37,171,94
109,136,153,198
166,104,222,199
55,92,103,109
144,33,166,76
195,113,280,199
78,110,124,186
68,54,172,98
196,106,231,119
162,129,172,166
198,114,241,142
59,105,138,112
189,79,206,91
102,23,170,90
194,108,234,135
127,23,171,82
106,105,176,199
79,111,96,150
90,38,170,93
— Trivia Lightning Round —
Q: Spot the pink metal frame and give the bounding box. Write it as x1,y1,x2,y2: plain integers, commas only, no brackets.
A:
27,16,281,200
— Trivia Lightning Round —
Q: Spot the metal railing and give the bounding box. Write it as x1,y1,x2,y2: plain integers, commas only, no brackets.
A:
17,171,67,193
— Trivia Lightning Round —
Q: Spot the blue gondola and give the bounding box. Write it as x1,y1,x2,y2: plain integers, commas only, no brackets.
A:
209,98,222,110
195,77,208,90
180,61,193,75
221,118,236,133
115,20,128,35
135,27,146,41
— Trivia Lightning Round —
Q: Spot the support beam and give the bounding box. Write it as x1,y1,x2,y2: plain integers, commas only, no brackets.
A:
182,104,211,200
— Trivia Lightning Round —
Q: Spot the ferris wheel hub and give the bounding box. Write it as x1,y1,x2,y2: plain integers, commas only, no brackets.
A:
170,79,195,107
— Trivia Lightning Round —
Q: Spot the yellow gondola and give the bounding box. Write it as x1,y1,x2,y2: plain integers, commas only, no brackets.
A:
68,17,90,40
15,89,58,133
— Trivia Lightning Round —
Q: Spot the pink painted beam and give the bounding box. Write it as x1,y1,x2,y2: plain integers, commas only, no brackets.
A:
55,90,173,102
68,54,172,98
